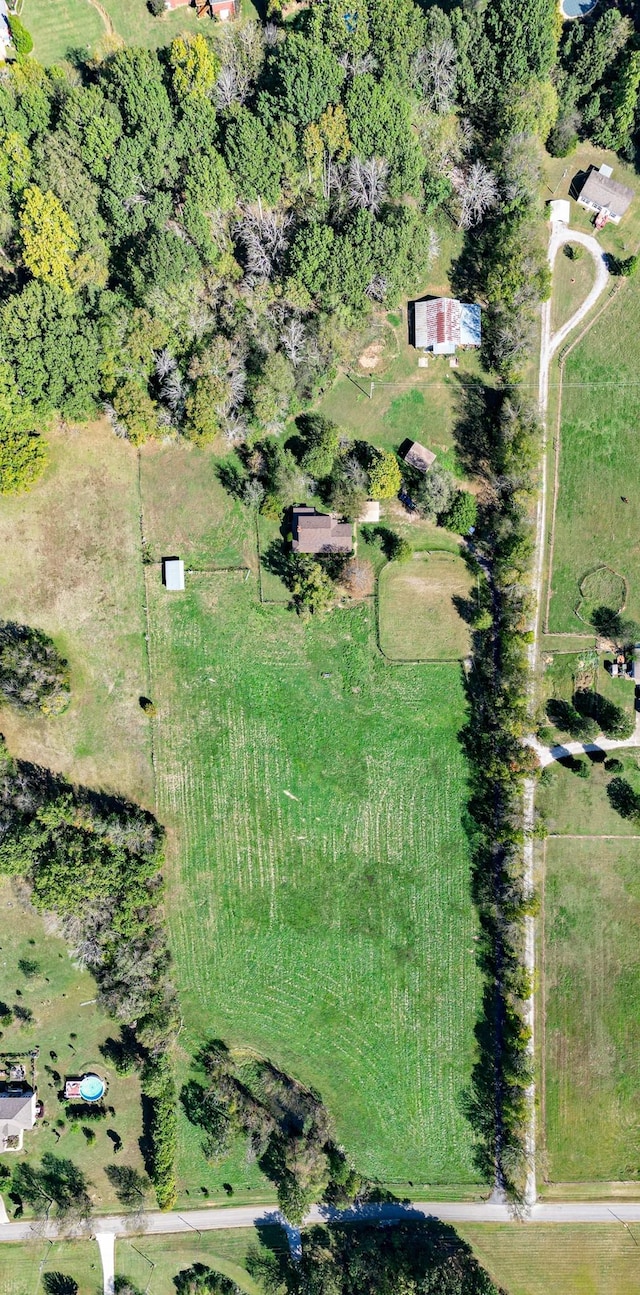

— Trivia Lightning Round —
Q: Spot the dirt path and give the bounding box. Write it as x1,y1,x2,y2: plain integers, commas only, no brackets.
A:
86,0,115,38
522,217,611,1209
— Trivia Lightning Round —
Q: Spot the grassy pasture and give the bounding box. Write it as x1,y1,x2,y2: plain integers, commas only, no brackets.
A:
551,245,596,335
378,552,473,661
117,1227,286,1294
538,752,640,837
0,878,147,1214
143,478,482,1186
546,268,640,633
543,837,640,1182
0,1239,101,1295
0,421,151,804
459,1223,640,1295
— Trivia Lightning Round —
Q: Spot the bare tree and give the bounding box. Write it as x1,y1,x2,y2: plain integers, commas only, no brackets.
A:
280,317,306,366
338,50,378,78
450,160,498,228
215,20,265,109
347,156,389,214
412,39,457,114
234,207,292,284
365,274,388,302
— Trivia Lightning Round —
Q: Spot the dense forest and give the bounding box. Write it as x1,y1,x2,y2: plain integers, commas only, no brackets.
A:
0,0,636,496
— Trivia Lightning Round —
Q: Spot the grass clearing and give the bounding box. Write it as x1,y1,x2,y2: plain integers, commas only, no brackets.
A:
0,1239,101,1295
458,1223,640,1295
539,650,636,742
117,1228,286,1294
142,444,482,1186
551,245,596,335
547,266,640,633
543,836,640,1182
378,552,473,661
23,0,202,64
0,420,151,804
0,877,147,1214
538,752,640,837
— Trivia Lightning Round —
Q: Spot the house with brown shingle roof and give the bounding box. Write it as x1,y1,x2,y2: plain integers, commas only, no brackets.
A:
291,506,353,555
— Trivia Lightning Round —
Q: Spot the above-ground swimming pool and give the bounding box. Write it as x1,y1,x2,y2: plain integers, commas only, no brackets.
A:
79,1073,105,1102
561,0,599,17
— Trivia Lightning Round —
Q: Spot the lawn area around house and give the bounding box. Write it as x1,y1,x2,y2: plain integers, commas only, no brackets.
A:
538,650,636,743
117,1227,286,1294
546,253,640,634
550,244,596,335
459,1223,640,1295
538,752,640,837
0,421,151,805
0,1239,102,1295
0,877,147,1215
543,836,640,1182
378,552,473,662
142,438,482,1184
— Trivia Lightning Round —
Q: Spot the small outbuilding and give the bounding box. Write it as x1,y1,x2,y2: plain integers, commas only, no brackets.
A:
413,297,481,354
403,441,436,474
162,557,185,591
0,1088,36,1153
291,506,353,555
550,199,571,225
577,165,634,225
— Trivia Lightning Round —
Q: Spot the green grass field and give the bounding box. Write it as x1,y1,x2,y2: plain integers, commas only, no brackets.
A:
547,268,640,633
378,552,473,661
146,565,481,1185
538,753,640,837
543,837,640,1182
0,1239,102,1295
141,434,482,1186
459,1224,640,1295
0,421,151,805
117,1227,286,1294
551,245,596,336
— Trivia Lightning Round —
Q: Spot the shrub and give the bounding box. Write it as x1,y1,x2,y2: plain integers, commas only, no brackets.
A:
574,689,634,740
18,957,40,978
563,244,583,261
575,758,590,778
607,776,640,821
8,15,33,58
390,535,412,563
605,757,624,773
442,489,477,533
147,0,166,14
368,450,401,500
142,1059,177,1210
139,696,156,716
0,622,70,714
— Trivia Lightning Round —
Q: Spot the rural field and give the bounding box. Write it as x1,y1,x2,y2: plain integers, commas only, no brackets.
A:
542,837,640,1183
142,443,482,1187
0,1239,102,1295
538,751,640,837
459,1223,640,1295
0,421,151,805
379,551,473,661
116,1226,286,1294
545,257,640,635
23,0,260,65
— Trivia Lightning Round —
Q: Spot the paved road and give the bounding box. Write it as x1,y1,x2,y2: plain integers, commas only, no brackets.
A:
5,1198,640,1245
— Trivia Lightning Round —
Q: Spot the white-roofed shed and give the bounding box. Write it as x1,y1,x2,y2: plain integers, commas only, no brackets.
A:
550,199,571,224
162,558,185,591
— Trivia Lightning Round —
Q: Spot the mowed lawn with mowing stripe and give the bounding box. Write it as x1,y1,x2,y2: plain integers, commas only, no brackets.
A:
146,552,481,1183
544,836,640,1182
548,273,640,632
379,552,473,661
458,1224,640,1295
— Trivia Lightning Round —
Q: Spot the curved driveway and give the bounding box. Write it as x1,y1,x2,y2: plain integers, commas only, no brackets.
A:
523,219,610,1207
